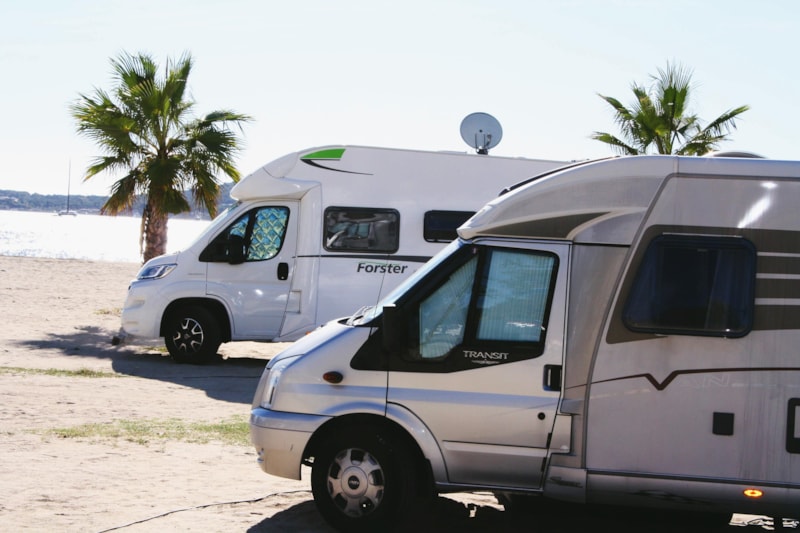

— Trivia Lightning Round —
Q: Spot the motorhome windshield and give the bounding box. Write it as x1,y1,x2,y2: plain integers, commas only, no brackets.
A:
354,239,462,325
186,202,243,247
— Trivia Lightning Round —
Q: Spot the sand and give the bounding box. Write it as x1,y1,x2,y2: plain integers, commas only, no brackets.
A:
0,255,787,532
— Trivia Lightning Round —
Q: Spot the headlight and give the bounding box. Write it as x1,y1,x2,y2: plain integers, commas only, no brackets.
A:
255,356,298,409
137,263,177,280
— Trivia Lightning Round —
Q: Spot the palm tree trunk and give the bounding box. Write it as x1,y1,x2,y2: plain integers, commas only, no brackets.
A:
141,199,169,263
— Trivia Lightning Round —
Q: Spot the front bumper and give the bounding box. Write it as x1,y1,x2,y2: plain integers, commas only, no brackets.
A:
249,407,330,480
120,282,163,339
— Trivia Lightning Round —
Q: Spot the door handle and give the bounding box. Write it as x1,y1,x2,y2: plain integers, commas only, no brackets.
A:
277,262,289,280
543,364,562,392
788,398,800,453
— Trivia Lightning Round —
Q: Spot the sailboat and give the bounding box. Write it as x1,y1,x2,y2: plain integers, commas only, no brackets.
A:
57,161,78,216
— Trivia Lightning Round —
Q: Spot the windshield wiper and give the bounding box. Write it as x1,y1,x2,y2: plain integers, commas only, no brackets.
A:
346,305,373,325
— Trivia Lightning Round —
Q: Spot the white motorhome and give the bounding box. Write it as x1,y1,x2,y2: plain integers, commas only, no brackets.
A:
118,145,566,362
249,154,800,531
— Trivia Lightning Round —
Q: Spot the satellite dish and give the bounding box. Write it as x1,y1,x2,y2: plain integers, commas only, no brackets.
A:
460,112,503,154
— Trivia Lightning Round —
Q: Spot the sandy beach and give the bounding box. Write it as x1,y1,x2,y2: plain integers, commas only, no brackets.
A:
0,255,790,532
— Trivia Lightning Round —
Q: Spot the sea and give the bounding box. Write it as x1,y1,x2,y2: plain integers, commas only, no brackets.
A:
0,209,211,263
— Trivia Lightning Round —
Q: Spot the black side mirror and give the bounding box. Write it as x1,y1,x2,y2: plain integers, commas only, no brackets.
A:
227,234,246,264
381,304,407,353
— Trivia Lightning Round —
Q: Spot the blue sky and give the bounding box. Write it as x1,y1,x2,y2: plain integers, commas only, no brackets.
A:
1,0,797,196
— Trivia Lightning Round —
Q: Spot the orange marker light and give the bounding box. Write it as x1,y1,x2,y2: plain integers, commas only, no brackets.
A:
323,371,343,384
743,489,763,499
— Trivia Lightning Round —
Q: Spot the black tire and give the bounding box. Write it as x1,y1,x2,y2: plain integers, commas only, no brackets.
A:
311,427,418,532
164,305,221,364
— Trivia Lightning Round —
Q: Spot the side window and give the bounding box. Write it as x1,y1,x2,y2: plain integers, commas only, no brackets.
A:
410,246,558,365
423,210,475,242
324,207,399,253
199,206,289,263
622,235,756,337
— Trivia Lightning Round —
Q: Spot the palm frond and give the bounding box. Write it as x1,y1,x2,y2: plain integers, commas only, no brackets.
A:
593,62,749,155
590,132,639,155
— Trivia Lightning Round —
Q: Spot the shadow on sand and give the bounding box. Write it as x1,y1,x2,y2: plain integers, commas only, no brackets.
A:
17,328,799,532
243,494,794,533
17,325,270,404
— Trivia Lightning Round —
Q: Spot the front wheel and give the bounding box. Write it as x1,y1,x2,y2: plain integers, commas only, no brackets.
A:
164,305,221,364
311,428,419,532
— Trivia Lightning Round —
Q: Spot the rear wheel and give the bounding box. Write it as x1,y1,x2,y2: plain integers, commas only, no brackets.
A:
164,305,221,364
311,427,419,532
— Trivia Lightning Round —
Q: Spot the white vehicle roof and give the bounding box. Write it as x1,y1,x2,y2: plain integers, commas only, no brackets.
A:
230,145,568,208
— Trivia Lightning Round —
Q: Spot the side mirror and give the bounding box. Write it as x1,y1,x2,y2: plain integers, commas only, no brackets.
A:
227,234,246,264
381,304,407,353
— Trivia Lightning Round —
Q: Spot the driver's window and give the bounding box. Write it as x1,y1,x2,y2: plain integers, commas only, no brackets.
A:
247,207,289,261
476,250,555,343
199,206,289,263
409,246,558,364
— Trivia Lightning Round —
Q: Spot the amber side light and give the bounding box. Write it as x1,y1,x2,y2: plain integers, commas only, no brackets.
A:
323,371,343,384
743,489,764,499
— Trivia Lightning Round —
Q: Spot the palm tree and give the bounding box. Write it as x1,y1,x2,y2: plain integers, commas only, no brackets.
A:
591,62,749,155
71,51,251,262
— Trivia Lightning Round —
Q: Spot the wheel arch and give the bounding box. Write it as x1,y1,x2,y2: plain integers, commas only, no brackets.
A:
160,297,232,343
303,413,436,491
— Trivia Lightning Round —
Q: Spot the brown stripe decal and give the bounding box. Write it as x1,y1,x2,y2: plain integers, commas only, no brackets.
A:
756,278,800,299
754,305,800,330
479,212,609,239
759,255,800,273
593,367,800,392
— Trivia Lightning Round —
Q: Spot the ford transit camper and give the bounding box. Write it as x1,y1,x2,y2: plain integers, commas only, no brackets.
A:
250,154,800,531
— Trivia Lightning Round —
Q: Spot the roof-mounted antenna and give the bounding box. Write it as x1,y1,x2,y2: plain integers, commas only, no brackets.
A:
460,112,503,155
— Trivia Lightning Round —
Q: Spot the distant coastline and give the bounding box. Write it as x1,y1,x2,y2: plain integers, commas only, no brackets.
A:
0,183,236,219
0,189,108,214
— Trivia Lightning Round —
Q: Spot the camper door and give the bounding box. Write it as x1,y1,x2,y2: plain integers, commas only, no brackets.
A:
385,241,569,489
203,203,298,339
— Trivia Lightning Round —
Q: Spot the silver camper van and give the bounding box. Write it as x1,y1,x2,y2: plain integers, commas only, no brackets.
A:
250,154,800,531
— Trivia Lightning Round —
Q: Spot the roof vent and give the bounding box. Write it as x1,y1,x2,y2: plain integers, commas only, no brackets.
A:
702,151,765,159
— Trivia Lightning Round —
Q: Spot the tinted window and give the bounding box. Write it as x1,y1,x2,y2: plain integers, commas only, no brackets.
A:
423,210,475,242
623,235,756,337
324,207,399,253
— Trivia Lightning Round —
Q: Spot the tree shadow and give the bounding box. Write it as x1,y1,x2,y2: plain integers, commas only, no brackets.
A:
15,325,271,404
